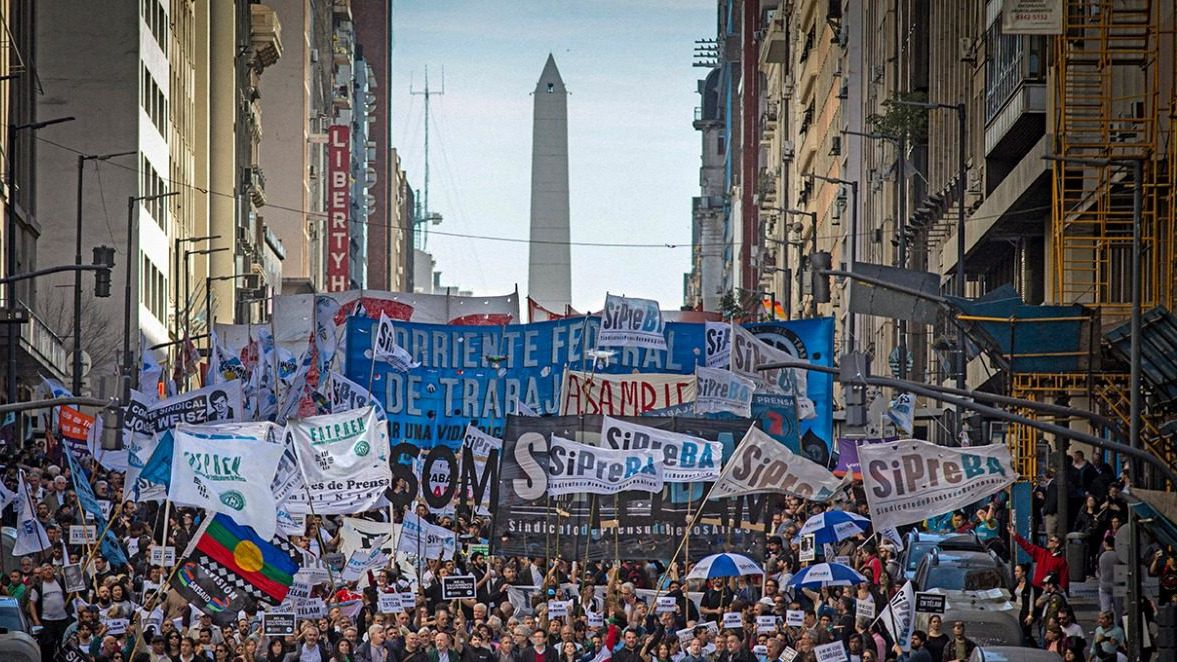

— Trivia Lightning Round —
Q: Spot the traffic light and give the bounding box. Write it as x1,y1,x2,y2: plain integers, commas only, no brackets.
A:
92,245,115,298
810,251,832,303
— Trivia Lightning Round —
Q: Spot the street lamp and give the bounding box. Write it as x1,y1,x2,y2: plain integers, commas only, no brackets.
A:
1046,152,1145,661
804,172,859,350
120,192,180,406
844,128,909,379
73,150,135,395
205,273,253,331
5,115,75,413
173,235,219,343
183,247,228,337
891,98,967,396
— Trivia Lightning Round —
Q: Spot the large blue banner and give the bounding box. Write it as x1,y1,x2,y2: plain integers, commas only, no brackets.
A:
345,316,834,461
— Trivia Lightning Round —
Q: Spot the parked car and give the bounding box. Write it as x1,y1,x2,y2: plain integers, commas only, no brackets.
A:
914,591,1023,648
913,547,1011,592
900,531,985,583
0,596,39,662
968,645,1064,661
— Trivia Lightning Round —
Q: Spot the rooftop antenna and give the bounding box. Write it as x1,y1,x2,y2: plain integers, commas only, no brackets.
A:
411,66,444,249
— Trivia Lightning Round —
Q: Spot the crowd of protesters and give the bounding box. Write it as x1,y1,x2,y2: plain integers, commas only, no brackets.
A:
2,437,1172,662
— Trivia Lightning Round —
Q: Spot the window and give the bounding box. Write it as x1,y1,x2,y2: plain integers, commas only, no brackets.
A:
142,0,168,56
140,155,168,233
139,254,167,324
141,65,167,136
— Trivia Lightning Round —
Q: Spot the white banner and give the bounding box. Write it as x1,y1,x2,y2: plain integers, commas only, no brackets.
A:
704,322,730,368
397,512,457,560
710,426,847,501
559,369,696,416
287,406,388,483
547,435,663,496
463,425,502,515
341,545,388,582
338,517,399,559
324,371,386,420
858,439,1017,531
597,294,667,350
878,581,916,651
169,424,285,539
600,417,722,482
694,366,754,418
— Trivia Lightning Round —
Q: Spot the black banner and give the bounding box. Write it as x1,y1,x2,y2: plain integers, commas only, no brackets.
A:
263,612,297,636
492,415,769,563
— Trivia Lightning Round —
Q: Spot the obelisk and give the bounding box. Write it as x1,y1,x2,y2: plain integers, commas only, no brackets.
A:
527,54,572,310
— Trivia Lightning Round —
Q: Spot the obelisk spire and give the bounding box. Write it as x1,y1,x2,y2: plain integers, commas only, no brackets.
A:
527,54,571,310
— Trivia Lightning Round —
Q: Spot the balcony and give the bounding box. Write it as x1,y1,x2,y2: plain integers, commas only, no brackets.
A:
250,5,283,70
0,303,69,385
759,22,787,65
983,25,1047,159
249,166,267,207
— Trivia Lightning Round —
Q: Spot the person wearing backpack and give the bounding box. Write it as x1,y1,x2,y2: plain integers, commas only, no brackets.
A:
26,564,72,660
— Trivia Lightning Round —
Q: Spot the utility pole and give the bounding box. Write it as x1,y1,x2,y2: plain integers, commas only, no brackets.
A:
411,67,444,249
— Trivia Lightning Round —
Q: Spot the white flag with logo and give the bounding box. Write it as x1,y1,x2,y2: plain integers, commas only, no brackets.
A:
287,406,387,483
858,438,1017,531
710,426,847,501
548,435,664,496
397,512,457,560
169,424,285,539
0,477,17,512
463,425,503,515
878,581,916,651
597,294,667,350
704,321,731,368
13,471,49,556
373,313,419,371
600,417,722,482
693,366,755,418
886,393,915,436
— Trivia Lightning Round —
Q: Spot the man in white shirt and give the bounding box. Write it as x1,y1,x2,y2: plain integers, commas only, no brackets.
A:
27,564,71,660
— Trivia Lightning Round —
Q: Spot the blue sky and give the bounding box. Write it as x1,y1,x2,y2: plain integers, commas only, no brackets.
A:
391,0,713,312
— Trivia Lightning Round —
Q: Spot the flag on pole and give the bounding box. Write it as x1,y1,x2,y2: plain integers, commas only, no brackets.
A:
877,581,916,651
886,393,915,436
373,313,419,371
139,332,163,403
0,478,16,512
13,471,49,556
63,445,129,565
171,513,302,625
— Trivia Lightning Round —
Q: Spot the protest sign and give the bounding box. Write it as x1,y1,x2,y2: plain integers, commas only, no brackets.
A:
694,367,755,418
295,598,327,621
799,534,816,562
597,294,667,350
814,642,847,662
656,596,677,614
441,575,477,601
785,610,805,627
859,439,1017,531
63,564,86,593
547,600,569,618
263,611,296,636
600,417,723,482
69,525,96,545
560,370,696,417
757,615,778,633
753,646,768,656
398,592,417,612
104,618,130,636
148,546,176,567
723,612,742,629
547,436,663,496
914,593,946,614
377,593,399,614
588,611,604,627
781,648,798,662
855,598,875,620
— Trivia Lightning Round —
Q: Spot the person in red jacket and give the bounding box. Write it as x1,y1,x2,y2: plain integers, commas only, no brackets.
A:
1008,524,1070,593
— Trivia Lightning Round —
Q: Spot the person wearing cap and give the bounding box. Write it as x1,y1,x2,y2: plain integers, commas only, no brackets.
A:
1035,573,1069,634
940,622,976,662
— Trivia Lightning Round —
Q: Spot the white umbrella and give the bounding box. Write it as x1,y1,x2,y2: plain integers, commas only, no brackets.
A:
685,553,763,580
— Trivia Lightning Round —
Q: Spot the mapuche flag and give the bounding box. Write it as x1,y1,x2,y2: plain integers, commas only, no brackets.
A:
171,513,300,624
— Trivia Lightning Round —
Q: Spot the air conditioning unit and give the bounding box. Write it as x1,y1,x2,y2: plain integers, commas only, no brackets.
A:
830,136,842,156
783,75,795,99
837,80,848,99
958,37,976,62
782,140,795,161
754,29,765,41
311,48,320,63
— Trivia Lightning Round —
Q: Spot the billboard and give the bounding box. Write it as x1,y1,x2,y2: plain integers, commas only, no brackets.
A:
326,124,351,292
